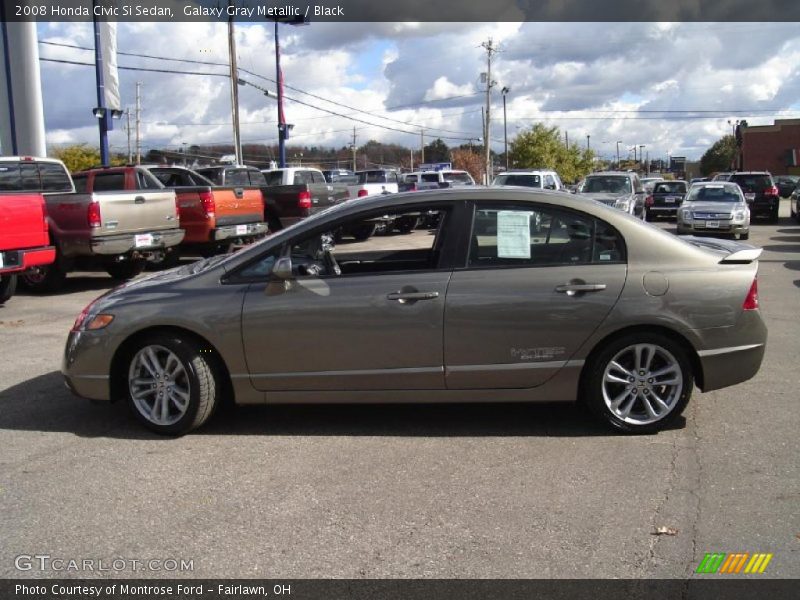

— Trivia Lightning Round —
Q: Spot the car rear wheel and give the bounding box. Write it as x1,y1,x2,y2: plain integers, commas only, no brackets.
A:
583,333,693,434
0,274,17,304
126,334,217,435
20,258,67,293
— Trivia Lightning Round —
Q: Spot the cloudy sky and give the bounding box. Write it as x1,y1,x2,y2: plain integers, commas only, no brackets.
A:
35,21,800,163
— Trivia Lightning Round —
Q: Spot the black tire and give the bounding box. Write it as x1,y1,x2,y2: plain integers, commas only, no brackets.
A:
582,332,694,434
645,210,654,222
0,274,17,304
795,206,800,224
740,231,750,240
350,222,377,241
266,214,283,234
769,205,779,224
19,257,67,293
125,334,218,435
106,259,146,280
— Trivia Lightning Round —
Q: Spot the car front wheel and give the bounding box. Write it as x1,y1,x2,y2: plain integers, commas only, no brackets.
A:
126,335,218,435
583,333,693,434
0,274,17,304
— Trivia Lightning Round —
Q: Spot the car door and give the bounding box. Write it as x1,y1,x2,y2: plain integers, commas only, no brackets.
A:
239,203,458,392
444,202,627,389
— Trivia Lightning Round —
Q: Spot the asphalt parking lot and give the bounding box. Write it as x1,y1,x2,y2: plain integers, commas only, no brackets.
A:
1,201,798,579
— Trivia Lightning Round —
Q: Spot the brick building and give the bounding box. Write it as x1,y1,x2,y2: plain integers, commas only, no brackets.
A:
740,119,800,175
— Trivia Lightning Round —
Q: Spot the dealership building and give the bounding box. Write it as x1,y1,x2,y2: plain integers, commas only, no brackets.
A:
740,118,800,175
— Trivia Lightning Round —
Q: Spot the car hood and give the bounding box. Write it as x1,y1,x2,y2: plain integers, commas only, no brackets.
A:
683,201,743,214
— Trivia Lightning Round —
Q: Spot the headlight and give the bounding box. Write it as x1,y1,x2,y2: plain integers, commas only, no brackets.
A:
681,209,691,220
733,210,746,222
71,300,114,332
615,200,630,211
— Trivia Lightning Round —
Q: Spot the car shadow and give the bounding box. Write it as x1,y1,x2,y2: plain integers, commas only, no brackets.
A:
775,228,800,235
761,244,800,254
0,371,686,439
15,275,117,296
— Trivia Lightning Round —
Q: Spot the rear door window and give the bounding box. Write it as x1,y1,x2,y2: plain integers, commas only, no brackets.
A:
91,173,125,191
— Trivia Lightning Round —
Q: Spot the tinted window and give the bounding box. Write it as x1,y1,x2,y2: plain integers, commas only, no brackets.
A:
248,169,267,186
0,164,22,191
582,176,632,194
653,181,687,194
91,173,125,191
20,164,41,191
227,169,251,186
729,174,772,192
72,174,88,193
262,171,283,186
38,162,72,192
493,174,541,187
688,185,742,202
195,169,222,185
421,173,439,182
469,205,625,267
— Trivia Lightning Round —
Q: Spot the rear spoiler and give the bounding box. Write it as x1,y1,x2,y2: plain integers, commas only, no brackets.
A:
679,235,763,264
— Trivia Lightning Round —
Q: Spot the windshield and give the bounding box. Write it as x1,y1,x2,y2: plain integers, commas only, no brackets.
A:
686,185,742,202
493,174,541,187
581,176,631,195
653,182,687,194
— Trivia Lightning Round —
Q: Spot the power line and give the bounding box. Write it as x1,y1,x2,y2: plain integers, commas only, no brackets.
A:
39,57,229,78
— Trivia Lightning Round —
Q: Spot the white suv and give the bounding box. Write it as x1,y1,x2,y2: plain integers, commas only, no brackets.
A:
492,169,565,191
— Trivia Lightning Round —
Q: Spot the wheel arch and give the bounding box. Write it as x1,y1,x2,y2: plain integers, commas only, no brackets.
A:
577,324,705,398
110,325,233,404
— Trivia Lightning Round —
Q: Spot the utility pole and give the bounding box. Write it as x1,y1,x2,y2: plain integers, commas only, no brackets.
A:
410,148,414,171
135,81,142,164
351,126,357,171
227,2,242,165
125,108,132,163
481,38,497,185
586,134,590,151
420,128,425,164
501,86,509,170
565,131,569,149
616,140,621,169
639,145,645,170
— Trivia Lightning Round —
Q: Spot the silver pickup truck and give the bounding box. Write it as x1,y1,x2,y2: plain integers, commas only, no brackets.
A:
0,158,184,292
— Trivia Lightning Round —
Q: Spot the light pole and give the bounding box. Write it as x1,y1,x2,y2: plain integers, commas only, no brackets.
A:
501,86,510,171
586,134,590,151
616,141,622,169
638,145,645,171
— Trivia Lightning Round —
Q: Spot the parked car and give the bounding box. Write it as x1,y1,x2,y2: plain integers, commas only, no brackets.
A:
645,180,688,221
260,167,350,231
348,169,400,199
0,160,57,302
791,185,800,223
492,169,565,191
577,171,646,218
195,165,266,188
405,169,476,188
677,182,750,240
640,176,664,193
144,166,267,261
727,171,781,223
63,187,766,436
773,175,799,198
321,169,358,185
0,157,183,292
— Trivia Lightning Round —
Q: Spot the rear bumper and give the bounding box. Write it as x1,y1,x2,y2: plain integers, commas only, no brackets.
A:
213,221,268,242
90,228,185,256
0,245,56,275
648,205,680,214
695,311,767,392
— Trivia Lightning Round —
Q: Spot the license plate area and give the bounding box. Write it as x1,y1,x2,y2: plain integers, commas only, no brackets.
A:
135,233,154,248
236,224,248,235
706,221,720,229
745,193,756,201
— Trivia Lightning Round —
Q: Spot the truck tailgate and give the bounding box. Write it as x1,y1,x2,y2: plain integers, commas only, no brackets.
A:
213,187,264,226
93,190,178,235
0,193,49,251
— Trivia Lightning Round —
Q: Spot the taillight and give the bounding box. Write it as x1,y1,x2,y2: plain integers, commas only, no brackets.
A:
200,191,215,218
409,183,418,192
87,201,101,228
645,195,654,207
357,189,369,198
297,190,312,209
764,185,779,196
742,277,759,310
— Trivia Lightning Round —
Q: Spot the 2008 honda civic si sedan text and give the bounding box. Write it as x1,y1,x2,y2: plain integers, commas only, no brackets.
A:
62,188,767,435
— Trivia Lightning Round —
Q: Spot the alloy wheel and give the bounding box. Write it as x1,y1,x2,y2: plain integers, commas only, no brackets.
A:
128,345,191,426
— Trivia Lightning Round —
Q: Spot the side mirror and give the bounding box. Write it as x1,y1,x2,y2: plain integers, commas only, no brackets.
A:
271,256,293,280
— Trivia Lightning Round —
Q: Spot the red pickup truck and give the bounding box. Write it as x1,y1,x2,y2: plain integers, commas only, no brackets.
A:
0,186,56,303
74,165,267,265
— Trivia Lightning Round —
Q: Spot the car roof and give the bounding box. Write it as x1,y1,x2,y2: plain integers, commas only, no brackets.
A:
0,156,64,164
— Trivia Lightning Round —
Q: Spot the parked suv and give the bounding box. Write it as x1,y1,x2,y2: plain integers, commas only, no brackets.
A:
577,171,646,218
728,172,781,223
492,169,564,191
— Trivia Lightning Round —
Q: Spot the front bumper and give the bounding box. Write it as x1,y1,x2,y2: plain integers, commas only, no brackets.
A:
0,245,56,275
90,228,185,256
62,329,116,401
677,219,748,235
213,221,268,242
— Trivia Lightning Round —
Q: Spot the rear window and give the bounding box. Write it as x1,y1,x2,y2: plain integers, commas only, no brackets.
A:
729,174,772,192
262,171,283,186
493,174,542,187
227,170,251,186
653,182,687,194
421,173,440,183
0,164,23,191
358,171,397,184
90,172,125,191
39,162,73,192
293,170,317,185
248,169,266,186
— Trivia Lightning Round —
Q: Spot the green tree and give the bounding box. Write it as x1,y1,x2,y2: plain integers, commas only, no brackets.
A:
49,144,101,173
509,123,595,182
423,138,449,163
700,135,737,175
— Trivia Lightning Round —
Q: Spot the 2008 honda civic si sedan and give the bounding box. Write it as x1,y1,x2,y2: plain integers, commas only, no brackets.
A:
63,188,767,435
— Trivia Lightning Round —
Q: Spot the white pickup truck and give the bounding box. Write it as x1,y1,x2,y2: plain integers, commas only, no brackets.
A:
348,169,400,199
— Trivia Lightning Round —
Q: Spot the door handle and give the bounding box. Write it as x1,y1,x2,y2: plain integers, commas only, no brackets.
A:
134,196,145,204
387,291,439,303
555,283,607,296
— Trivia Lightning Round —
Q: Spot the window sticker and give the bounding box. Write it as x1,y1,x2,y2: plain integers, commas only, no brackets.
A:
497,210,532,259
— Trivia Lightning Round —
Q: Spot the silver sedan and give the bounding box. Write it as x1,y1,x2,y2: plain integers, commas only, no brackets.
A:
677,182,751,240
63,188,767,435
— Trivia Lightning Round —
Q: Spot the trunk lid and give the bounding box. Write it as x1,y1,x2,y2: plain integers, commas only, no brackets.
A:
92,190,179,235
